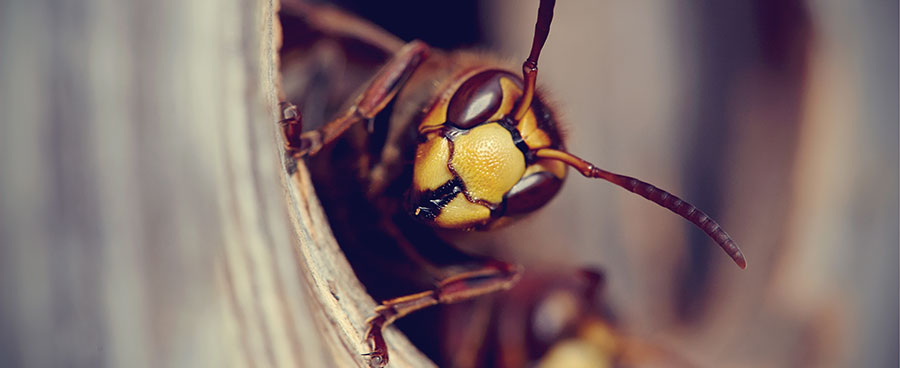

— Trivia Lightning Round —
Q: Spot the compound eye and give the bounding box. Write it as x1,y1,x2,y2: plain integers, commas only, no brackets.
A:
505,171,563,215
447,70,507,129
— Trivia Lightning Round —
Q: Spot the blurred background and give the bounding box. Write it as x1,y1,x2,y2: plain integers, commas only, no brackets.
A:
2,0,896,367
328,0,898,366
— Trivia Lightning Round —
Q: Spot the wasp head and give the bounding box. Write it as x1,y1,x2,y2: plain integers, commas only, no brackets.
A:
402,0,746,268
406,69,567,230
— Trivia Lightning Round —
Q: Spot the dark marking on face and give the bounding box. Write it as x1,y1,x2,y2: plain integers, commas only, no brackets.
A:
410,177,465,221
498,116,533,159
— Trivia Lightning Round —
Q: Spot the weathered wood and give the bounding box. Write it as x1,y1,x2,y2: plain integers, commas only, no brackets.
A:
0,0,433,366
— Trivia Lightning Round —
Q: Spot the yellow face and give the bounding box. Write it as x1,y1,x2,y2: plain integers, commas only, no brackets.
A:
408,69,567,230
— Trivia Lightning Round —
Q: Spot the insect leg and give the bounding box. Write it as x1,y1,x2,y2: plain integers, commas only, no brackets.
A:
281,40,429,158
364,261,523,367
280,0,405,55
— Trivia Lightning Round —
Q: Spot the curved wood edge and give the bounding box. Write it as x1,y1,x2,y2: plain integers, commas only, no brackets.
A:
260,1,437,367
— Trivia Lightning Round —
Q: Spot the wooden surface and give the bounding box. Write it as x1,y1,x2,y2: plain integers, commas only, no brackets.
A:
0,0,434,367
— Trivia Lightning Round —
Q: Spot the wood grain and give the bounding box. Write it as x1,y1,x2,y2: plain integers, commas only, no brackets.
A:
0,0,434,366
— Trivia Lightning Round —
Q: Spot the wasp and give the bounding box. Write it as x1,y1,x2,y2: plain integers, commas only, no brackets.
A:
278,1,746,366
